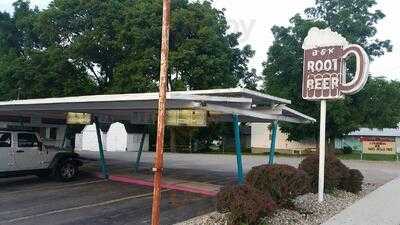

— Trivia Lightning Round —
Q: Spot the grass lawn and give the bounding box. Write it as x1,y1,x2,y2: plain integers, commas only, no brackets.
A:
338,153,399,161
177,150,399,162
186,149,307,158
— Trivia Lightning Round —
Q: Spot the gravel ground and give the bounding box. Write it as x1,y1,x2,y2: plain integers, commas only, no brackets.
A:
175,183,378,225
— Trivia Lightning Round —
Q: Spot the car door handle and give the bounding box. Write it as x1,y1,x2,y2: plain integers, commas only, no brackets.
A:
16,150,25,153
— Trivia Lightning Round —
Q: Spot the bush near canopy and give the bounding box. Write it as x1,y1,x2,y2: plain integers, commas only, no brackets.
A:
340,168,364,194
245,164,311,207
299,153,365,193
216,184,277,225
299,153,349,193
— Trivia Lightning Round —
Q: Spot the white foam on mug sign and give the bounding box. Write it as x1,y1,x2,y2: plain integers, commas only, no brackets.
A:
302,27,349,50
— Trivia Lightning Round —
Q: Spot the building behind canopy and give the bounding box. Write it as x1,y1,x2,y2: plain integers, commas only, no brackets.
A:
251,123,316,155
336,128,400,154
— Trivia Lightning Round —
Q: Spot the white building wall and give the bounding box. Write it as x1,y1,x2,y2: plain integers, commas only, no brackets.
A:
75,123,149,152
106,122,128,151
81,124,107,151
396,137,400,153
251,123,270,149
75,133,83,151
127,134,149,152
251,123,316,153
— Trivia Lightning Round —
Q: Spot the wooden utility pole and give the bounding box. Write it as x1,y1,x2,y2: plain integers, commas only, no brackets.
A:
151,0,171,224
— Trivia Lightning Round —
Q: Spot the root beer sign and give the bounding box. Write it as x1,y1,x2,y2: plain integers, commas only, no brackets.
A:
302,28,369,100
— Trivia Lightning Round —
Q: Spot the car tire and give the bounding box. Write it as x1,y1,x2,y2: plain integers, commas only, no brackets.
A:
56,160,79,182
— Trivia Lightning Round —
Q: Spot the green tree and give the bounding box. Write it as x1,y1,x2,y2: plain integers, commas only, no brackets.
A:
1,0,257,98
0,47,95,100
0,1,95,100
352,77,400,129
263,0,396,142
34,0,256,93
36,0,128,92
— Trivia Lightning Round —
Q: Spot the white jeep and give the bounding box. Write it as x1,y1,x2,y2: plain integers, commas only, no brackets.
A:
0,129,83,181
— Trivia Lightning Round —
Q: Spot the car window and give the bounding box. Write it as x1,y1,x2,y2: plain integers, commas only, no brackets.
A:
0,132,11,147
18,133,39,148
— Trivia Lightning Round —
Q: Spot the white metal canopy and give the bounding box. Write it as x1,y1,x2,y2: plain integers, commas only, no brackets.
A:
0,88,315,124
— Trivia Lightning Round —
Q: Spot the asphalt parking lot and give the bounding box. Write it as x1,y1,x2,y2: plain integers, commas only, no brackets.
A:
2,151,400,225
0,173,214,225
80,150,400,185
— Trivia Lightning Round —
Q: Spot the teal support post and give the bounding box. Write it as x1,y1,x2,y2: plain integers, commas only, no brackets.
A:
94,117,108,179
135,132,146,172
232,114,244,184
269,121,278,165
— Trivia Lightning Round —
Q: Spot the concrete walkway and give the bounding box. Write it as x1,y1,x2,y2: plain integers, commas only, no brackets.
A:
323,177,400,225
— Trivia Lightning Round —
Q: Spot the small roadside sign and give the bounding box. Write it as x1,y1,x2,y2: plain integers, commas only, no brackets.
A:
66,112,92,125
360,137,396,155
166,109,207,127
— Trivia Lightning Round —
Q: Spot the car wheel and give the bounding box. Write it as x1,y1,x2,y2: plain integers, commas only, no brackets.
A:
57,160,79,182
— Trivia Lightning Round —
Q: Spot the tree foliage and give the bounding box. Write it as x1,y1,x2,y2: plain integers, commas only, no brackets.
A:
0,0,257,100
263,0,398,141
0,0,96,100
0,46,95,99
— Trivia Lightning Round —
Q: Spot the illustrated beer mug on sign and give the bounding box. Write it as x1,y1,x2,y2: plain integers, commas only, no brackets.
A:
302,27,369,100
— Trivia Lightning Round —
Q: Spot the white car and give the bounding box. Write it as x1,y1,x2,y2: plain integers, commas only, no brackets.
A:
0,129,83,181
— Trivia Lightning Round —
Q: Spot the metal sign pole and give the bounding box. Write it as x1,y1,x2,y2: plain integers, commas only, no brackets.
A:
151,0,171,224
318,100,326,202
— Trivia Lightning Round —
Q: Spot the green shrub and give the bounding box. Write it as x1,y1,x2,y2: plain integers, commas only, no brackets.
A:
342,146,353,154
216,184,277,225
245,164,311,207
340,169,364,193
299,154,350,193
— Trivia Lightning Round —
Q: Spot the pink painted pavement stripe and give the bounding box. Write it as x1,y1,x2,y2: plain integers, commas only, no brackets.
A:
92,172,218,197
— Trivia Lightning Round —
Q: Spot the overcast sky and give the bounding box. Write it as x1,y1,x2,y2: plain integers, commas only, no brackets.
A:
1,0,399,81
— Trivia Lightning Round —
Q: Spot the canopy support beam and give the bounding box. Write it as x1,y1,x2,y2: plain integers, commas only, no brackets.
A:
135,133,146,172
269,121,278,165
233,114,244,184
94,117,108,179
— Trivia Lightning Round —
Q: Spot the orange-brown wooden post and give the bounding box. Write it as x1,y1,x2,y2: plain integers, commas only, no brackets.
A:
151,0,171,224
